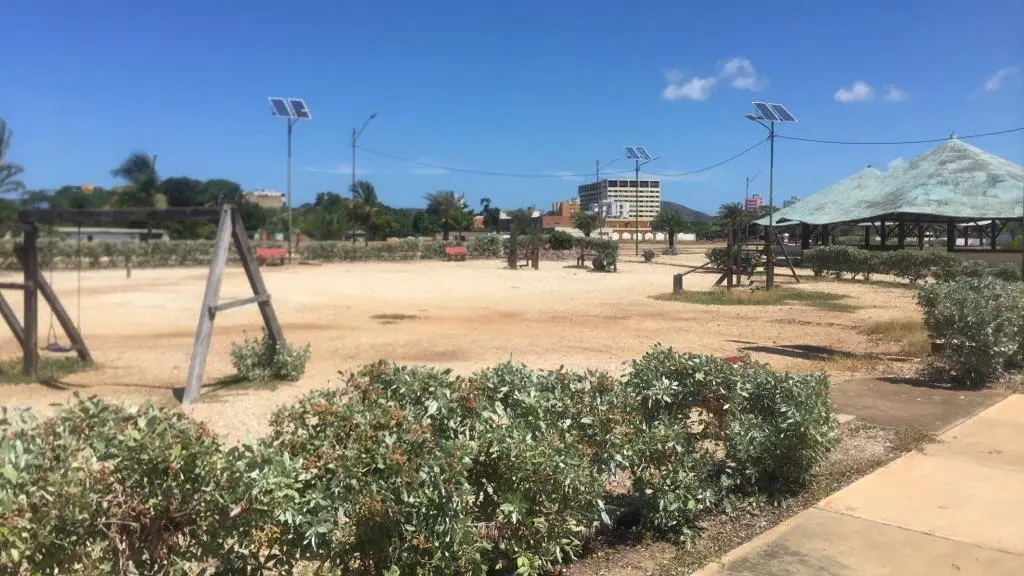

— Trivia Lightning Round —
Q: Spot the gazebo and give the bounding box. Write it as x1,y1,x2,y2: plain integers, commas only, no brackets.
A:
757,136,1024,252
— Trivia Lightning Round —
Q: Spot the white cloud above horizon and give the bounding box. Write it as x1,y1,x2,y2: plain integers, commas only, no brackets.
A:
303,163,363,176
883,85,909,102
887,157,906,170
411,166,450,175
549,171,583,182
834,81,874,103
662,57,764,102
984,66,1021,92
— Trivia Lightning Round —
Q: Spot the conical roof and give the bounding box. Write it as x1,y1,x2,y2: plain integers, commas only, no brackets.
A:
758,138,1023,226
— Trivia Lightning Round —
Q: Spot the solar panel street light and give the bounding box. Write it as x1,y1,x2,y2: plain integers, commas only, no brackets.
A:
269,96,312,262
745,101,797,290
625,146,658,257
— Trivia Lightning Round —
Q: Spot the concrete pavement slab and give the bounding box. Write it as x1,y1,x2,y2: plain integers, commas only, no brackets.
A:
818,451,1024,555
693,508,1024,575
925,396,1024,471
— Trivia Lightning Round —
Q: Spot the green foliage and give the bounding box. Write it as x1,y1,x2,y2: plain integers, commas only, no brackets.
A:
643,248,656,263
0,117,27,196
0,356,90,384
0,396,240,575
706,247,761,274
572,211,603,237
652,210,688,248
574,236,619,254
468,234,503,258
229,332,311,385
3,347,839,574
916,277,1024,387
662,246,679,256
803,246,1020,284
547,230,576,250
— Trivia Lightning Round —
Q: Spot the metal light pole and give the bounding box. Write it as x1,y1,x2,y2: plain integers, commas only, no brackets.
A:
743,170,762,243
351,113,378,193
269,97,311,263
745,102,797,290
594,158,618,215
625,147,656,257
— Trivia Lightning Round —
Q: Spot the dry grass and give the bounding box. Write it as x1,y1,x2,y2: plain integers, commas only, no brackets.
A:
652,287,857,312
0,356,92,385
861,319,931,357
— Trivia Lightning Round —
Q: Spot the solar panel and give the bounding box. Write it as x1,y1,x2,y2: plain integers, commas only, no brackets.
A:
288,98,311,120
269,97,293,118
752,102,781,122
768,103,797,123
625,146,640,160
635,146,652,161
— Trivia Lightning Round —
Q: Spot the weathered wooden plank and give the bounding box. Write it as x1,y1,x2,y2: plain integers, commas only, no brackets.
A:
19,207,224,226
183,206,234,406
230,209,286,347
0,282,28,290
211,293,270,314
22,227,38,377
0,292,26,351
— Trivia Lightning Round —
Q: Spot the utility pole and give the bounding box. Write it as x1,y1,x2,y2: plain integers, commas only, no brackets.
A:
351,113,378,196
625,147,656,257
268,97,311,263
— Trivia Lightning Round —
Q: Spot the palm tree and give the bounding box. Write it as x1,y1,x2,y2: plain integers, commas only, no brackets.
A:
571,210,603,238
651,209,688,250
425,190,465,241
715,202,751,236
111,152,165,208
350,180,378,243
0,118,26,196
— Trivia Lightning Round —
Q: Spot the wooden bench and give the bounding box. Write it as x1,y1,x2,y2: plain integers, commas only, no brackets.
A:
445,246,468,261
255,247,288,266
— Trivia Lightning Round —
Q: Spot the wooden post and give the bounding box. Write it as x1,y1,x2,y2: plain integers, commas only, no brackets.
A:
183,206,234,406
508,226,518,269
918,222,925,250
897,219,906,250
673,273,684,294
230,207,285,347
864,225,870,248
0,293,26,351
800,224,810,250
22,225,38,377
126,254,132,278
822,225,831,246
531,247,539,270
990,221,998,250
14,244,92,363
879,219,887,248
946,220,956,252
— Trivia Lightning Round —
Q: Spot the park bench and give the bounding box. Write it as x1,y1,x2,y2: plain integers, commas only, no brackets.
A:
255,247,288,266
445,246,468,261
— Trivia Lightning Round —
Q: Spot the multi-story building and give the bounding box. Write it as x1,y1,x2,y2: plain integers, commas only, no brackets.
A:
783,195,800,208
744,194,764,213
541,199,580,228
578,178,661,221
598,199,630,219
244,189,286,209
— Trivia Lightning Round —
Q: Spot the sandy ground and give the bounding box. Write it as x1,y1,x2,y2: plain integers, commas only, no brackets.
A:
0,250,922,442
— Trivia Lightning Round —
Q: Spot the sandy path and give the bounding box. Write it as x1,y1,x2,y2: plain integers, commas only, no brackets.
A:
0,252,920,442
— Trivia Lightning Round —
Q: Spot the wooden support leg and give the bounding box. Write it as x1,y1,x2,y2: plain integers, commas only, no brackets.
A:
230,207,285,347
183,206,234,406
22,225,38,377
0,292,26,352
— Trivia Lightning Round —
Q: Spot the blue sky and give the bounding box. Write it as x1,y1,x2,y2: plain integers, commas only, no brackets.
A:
3,0,1022,214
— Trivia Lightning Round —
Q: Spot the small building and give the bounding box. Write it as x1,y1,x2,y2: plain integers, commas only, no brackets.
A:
745,194,764,213
244,189,286,209
541,199,580,228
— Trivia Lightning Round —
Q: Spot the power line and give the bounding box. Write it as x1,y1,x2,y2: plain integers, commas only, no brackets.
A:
647,137,768,177
777,126,1024,146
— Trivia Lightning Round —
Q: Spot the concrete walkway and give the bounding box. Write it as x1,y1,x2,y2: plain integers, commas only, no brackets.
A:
695,394,1024,575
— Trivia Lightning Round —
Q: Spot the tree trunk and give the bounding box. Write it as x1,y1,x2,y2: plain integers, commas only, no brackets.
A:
668,233,676,250
443,227,450,241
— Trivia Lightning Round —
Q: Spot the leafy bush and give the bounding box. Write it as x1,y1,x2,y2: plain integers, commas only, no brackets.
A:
0,397,240,575
574,237,619,254
916,277,1024,387
706,247,760,274
988,263,1024,282
801,246,1016,284
468,234,503,258
662,246,678,256
547,230,576,251
642,248,656,263
2,347,839,574
229,331,311,384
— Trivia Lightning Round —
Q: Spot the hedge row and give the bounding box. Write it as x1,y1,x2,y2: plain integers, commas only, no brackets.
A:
802,246,1023,283
1,345,838,575
917,277,1024,387
0,235,619,270
705,247,763,275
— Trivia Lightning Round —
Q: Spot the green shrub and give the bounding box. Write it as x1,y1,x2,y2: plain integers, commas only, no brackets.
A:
706,247,760,274
574,237,619,254
916,277,1024,387
546,230,576,251
987,263,1023,282
0,396,240,575
468,234,503,258
642,248,656,263
662,246,678,256
229,332,311,384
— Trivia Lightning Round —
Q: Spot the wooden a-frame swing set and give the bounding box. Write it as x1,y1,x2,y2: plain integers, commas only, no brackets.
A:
0,205,286,405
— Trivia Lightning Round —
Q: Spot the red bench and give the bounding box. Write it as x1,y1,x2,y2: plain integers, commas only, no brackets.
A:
444,246,468,261
255,247,289,266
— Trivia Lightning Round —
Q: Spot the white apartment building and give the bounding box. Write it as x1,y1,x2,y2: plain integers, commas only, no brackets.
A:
244,189,286,208
578,178,661,221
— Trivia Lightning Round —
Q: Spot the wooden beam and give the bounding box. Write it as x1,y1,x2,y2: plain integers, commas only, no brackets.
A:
0,282,28,290
210,293,270,314
0,292,26,351
183,206,234,406
22,226,38,377
19,206,224,226
230,208,286,347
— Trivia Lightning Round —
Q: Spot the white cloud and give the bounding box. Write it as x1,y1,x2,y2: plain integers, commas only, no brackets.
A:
887,157,906,170
883,85,909,102
662,57,763,101
834,81,874,103
303,163,362,175
984,66,1021,91
411,166,450,175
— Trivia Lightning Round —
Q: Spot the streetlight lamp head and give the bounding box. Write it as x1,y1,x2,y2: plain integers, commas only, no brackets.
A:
370,113,378,120
744,113,759,121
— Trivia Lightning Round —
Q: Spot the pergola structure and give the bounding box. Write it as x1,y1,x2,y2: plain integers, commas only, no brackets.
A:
4,205,285,405
755,137,1024,259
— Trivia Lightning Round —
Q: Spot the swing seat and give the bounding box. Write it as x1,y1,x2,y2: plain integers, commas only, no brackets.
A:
44,342,75,354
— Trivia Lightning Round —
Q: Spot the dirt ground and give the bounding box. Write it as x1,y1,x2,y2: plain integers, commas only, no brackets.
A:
1,249,926,442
